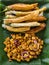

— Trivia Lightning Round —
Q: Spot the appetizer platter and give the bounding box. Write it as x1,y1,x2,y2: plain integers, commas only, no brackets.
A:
0,0,49,65
2,3,47,62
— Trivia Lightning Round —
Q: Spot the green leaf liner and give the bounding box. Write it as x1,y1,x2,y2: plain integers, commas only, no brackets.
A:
42,58,49,64
0,1,49,65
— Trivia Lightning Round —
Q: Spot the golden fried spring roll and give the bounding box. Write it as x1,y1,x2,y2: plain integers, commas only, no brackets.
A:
4,15,46,24
4,3,38,11
5,7,46,16
2,24,30,32
26,23,46,33
5,11,35,16
10,22,40,27
5,10,42,16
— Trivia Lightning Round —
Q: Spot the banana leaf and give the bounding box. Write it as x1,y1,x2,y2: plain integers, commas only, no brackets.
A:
0,0,49,65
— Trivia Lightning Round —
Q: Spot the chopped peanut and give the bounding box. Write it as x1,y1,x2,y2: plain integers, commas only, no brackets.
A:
4,33,43,62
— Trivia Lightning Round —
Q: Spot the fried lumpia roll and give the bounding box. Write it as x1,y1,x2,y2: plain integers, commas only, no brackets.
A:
5,7,46,16
4,16,46,24
5,10,40,16
10,22,40,27
5,11,35,16
4,3,38,11
2,24,30,32
26,23,46,33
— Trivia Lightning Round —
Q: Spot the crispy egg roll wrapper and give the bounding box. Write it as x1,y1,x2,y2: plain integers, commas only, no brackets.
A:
2,24,30,32
5,7,46,16
5,11,35,16
10,22,40,27
4,16,46,24
4,3,38,11
5,11,39,16
26,23,46,33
